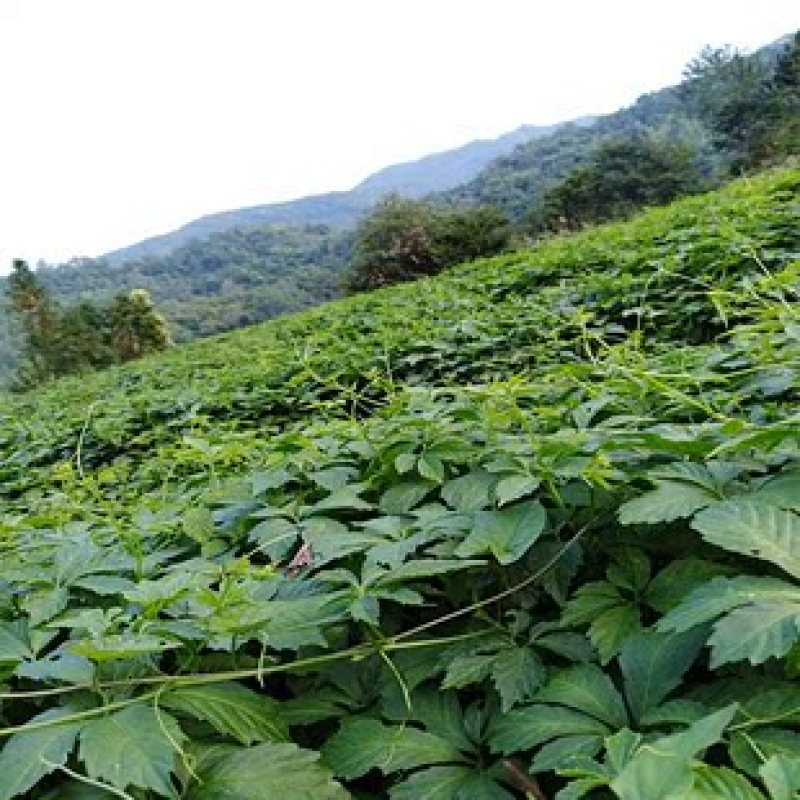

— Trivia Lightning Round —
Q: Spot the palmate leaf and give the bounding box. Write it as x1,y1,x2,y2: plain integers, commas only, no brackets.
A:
321,717,465,779
691,500,800,580
529,734,604,774
79,704,185,795
161,682,288,744
610,705,738,800
0,708,82,800
187,742,350,800
388,765,515,800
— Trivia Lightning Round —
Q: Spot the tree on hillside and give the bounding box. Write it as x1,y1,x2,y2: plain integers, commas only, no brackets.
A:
346,196,510,292
7,259,60,382
6,262,172,388
528,136,704,233
108,289,172,361
680,35,800,168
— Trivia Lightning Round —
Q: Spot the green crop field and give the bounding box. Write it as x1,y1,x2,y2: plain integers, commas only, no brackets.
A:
0,168,798,799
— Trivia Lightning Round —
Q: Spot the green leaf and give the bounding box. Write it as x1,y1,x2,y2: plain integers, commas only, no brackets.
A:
321,718,465,779
0,622,34,664
389,766,515,800
610,705,738,800
754,469,800,511
418,453,446,483
79,704,185,794
441,654,495,690
708,602,800,667
441,470,494,512
686,765,767,799
529,734,603,773
455,500,546,564
645,558,732,614
760,754,800,800
372,558,484,585
183,507,215,543
618,481,717,526
0,708,81,800
535,664,628,728
691,500,800,580
491,646,547,711
618,628,707,722
495,475,540,507
658,576,800,633
589,603,643,664
380,482,433,514
489,704,610,755
731,728,800,777
162,682,288,745
188,742,350,799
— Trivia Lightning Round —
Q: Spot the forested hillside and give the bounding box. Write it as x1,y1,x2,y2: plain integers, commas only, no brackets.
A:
0,167,798,799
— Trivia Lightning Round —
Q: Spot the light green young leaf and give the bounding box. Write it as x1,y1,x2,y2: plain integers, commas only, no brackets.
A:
691,500,800,580
759,754,800,800
162,682,288,745
685,765,767,800
79,704,185,795
188,742,350,800
455,500,546,564
0,708,82,800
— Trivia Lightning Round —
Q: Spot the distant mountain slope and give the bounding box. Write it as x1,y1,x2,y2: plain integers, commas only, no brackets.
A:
105,123,566,265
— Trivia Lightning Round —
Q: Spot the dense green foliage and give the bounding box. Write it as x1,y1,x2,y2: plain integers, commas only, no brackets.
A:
0,169,798,798
682,33,800,169
7,261,170,388
527,136,704,233
346,196,510,290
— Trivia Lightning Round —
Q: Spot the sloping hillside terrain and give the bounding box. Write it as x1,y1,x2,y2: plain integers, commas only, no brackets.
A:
0,168,798,799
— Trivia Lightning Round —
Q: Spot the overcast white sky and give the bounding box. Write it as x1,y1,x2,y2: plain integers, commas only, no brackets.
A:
0,1,797,272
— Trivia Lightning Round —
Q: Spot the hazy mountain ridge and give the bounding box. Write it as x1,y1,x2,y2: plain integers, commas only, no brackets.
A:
104,123,566,265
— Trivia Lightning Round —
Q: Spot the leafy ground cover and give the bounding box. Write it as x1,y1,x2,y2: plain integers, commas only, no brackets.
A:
0,168,798,799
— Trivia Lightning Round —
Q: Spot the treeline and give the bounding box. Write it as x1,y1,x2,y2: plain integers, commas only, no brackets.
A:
6,260,170,389
347,33,799,289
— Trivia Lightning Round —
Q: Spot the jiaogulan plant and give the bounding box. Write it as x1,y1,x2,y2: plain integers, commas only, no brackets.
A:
0,168,798,798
